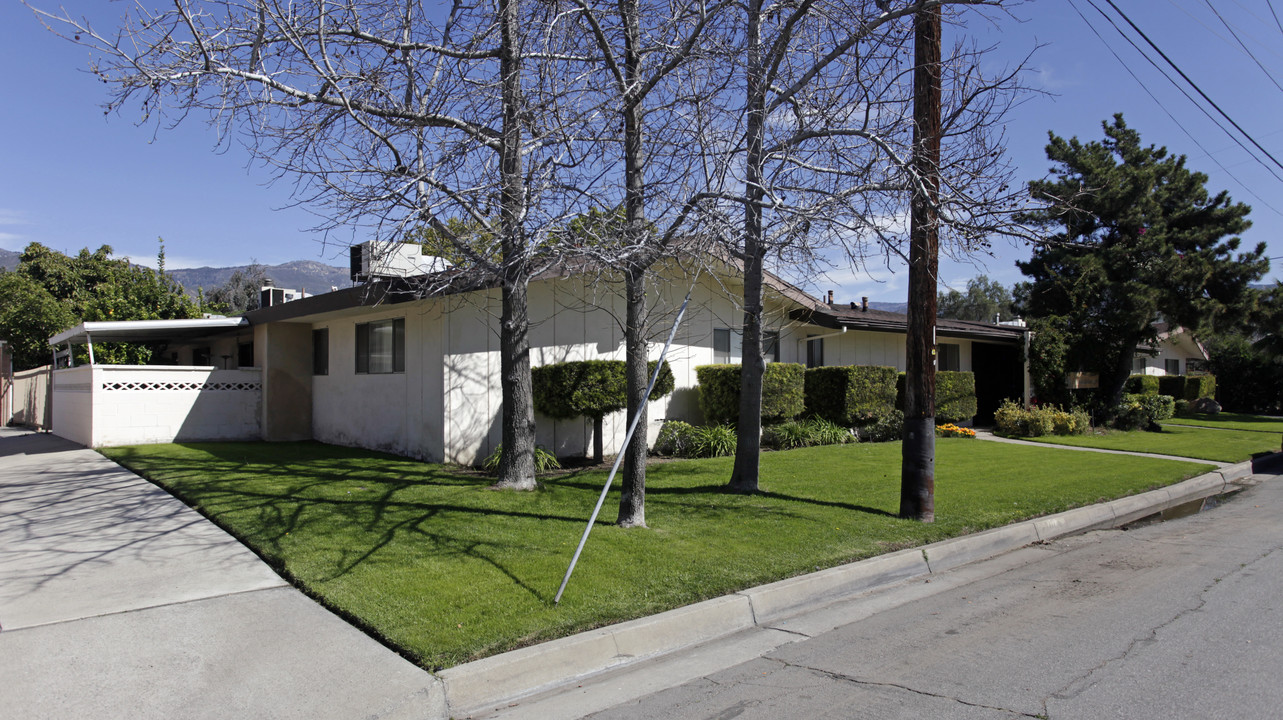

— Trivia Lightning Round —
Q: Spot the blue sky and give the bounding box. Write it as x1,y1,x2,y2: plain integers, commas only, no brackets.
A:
2,2,1281,304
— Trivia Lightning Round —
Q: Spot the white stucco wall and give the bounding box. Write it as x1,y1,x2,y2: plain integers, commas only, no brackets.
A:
1134,331,1208,376
305,267,808,466
51,366,93,446
51,366,260,447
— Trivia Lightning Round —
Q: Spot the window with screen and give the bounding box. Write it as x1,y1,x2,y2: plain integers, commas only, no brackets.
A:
355,318,405,374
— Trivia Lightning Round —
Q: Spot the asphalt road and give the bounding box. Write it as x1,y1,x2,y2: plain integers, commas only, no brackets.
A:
498,460,1283,720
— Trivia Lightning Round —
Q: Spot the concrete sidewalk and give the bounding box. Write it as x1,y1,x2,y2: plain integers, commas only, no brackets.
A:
1,427,1265,720
0,429,442,719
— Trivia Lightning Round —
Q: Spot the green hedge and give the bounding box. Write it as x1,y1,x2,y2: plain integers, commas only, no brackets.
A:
1184,374,1216,400
532,359,674,420
804,365,898,426
1128,374,1217,402
1158,375,1184,400
696,363,805,425
1125,374,1161,395
895,370,978,424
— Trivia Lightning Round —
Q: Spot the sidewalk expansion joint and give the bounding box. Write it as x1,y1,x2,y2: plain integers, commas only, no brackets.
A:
0,584,288,634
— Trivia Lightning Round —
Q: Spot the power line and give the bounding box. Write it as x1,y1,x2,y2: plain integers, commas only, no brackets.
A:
1101,0,1283,174
1067,0,1283,216
1201,0,1283,94
1082,0,1283,185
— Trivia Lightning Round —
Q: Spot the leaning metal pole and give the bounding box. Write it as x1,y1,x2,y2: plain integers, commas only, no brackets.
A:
900,3,941,522
554,292,692,605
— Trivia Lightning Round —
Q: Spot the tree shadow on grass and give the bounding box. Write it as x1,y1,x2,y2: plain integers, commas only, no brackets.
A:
548,478,898,519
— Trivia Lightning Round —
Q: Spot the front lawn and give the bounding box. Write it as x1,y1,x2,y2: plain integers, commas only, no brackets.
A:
1163,413,1283,434
102,440,1209,670
1022,423,1280,462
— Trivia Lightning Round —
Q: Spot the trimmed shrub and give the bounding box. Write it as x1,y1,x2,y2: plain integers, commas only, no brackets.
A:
532,359,674,461
1111,393,1175,431
895,371,978,424
1125,374,1161,395
532,359,674,420
1158,375,1185,401
804,365,897,426
1184,374,1216,401
695,363,805,426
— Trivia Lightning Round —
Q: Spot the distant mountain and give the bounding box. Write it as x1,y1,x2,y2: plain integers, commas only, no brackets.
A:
0,248,18,271
167,260,353,297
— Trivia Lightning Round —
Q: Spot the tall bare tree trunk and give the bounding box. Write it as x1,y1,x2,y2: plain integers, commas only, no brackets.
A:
618,266,648,526
616,0,650,526
495,0,536,490
729,0,766,494
900,4,941,521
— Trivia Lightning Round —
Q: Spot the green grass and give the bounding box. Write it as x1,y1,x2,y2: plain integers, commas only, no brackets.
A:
101,440,1210,670
1163,413,1283,434
1023,424,1281,462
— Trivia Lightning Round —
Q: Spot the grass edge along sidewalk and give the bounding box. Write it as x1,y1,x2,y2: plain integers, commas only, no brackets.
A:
101,440,1213,672
440,459,1255,717
1019,422,1283,462
1162,412,1283,434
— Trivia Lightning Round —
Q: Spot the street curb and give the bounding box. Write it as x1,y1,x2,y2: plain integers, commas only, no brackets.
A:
439,461,1261,718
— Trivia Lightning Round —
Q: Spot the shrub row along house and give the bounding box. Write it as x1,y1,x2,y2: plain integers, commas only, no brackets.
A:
45,244,1031,462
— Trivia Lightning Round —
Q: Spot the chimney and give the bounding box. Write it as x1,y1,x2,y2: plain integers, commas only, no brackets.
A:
861,296,869,312
827,290,834,304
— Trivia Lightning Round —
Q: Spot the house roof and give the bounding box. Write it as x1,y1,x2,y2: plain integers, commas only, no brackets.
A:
792,304,1028,343
241,251,830,326
48,318,249,347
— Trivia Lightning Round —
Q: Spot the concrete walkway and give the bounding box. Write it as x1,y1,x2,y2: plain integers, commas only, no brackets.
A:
0,428,442,719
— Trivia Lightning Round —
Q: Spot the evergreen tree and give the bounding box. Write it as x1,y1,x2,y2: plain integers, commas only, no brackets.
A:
1015,115,1266,411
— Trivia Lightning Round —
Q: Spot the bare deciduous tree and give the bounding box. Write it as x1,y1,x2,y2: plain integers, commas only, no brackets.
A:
681,0,1030,493
32,0,600,489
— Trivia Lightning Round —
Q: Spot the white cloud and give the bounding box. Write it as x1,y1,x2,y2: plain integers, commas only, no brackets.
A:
0,231,24,251
0,209,30,226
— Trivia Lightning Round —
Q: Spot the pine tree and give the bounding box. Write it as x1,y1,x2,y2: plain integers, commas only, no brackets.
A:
1016,115,1266,411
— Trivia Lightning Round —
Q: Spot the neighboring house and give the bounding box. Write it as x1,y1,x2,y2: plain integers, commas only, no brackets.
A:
1132,322,1209,376
45,249,1029,459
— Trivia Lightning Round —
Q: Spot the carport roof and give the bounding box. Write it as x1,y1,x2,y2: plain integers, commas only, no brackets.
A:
48,318,249,347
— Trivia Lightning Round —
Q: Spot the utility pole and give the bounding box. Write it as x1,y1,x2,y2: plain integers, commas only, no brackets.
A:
901,2,941,522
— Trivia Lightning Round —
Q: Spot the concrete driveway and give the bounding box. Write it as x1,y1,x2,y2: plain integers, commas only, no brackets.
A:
0,428,442,719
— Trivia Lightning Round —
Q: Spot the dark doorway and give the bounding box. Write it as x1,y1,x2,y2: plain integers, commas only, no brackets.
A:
972,341,1023,426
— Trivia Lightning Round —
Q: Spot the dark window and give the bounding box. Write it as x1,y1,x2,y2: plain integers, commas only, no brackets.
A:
356,318,404,374
1165,358,1180,375
763,330,780,363
806,337,824,368
313,329,329,376
193,347,212,366
238,342,254,368
713,328,732,364
939,343,961,372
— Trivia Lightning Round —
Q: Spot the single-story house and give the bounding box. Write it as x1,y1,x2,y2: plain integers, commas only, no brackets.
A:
46,248,1030,460
1132,322,1209,376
